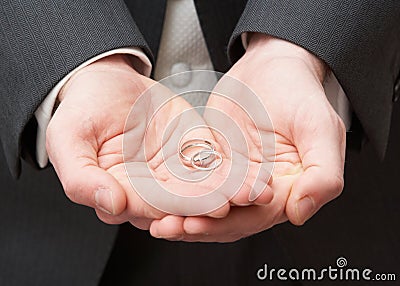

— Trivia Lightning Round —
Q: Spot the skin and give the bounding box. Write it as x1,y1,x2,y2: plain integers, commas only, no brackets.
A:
46,34,345,242
149,34,346,242
46,54,272,233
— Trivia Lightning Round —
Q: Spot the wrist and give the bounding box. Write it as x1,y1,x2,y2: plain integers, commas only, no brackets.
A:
82,54,134,71
58,54,138,102
246,33,327,82
74,54,137,75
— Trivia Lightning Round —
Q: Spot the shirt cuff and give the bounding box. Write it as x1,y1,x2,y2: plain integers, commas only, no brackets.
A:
241,32,352,131
34,47,152,168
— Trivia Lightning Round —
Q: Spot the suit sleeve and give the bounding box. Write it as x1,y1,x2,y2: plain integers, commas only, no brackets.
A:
0,0,152,178
228,0,400,158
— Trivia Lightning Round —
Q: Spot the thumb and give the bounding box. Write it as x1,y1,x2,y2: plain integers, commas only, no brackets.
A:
286,167,344,226
286,103,346,225
46,109,127,216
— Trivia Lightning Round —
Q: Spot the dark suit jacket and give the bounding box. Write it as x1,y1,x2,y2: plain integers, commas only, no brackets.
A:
0,1,399,285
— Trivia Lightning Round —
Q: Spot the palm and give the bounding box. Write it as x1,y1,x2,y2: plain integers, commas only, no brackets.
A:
149,57,345,242
68,70,233,219
120,78,271,216
207,56,346,225
203,92,294,224
214,58,344,219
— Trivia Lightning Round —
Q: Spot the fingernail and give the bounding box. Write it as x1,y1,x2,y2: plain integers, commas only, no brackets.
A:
95,188,115,215
295,196,315,224
165,235,184,241
153,232,163,239
209,213,226,219
249,188,263,202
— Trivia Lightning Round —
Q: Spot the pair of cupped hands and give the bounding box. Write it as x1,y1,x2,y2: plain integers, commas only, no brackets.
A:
46,34,346,242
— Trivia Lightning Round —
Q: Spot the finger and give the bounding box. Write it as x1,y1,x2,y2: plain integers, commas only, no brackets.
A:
181,206,283,243
146,93,219,164
150,215,185,240
47,109,127,217
108,164,167,219
286,101,346,225
229,163,273,206
129,217,154,230
180,175,290,242
95,209,126,225
251,175,274,205
206,202,230,218
205,94,274,207
182,206,266,243
146,96,231,218
286,166,344,225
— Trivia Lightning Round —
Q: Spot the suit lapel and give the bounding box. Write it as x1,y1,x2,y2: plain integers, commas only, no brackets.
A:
194,0,247,72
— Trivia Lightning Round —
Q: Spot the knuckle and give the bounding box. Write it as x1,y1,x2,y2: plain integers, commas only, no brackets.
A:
144,208,164,220
327,174,345,197
62,181,75,201
130,219,151,230
96,211,124,225
134,203,163,220
62,179,82,204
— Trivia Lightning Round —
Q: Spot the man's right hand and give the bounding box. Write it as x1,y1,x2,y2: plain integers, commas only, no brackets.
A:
46,54,166,229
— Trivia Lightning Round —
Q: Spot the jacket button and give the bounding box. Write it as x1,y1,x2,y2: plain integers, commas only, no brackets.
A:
394,73,400,102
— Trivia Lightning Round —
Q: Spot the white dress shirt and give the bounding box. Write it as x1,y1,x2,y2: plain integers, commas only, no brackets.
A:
35,0,351,168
